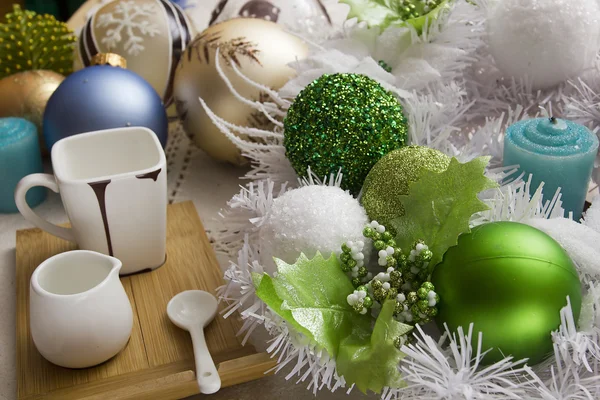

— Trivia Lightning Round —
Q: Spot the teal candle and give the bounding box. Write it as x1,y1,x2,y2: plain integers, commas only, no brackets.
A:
0,118,46,213
503,117,598,220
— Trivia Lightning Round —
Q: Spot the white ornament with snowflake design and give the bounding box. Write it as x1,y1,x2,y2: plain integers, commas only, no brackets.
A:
74,0,195,107
96,0,161,56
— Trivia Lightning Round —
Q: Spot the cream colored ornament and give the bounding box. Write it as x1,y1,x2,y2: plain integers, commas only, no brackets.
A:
172,0,220,33
74,0,194,107
210,0,334,40
173,18,308,165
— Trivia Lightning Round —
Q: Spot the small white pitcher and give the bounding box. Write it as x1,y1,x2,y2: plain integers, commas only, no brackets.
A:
30,250,133,368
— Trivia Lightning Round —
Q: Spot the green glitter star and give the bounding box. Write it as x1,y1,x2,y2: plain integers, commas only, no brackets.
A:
283,73,409,195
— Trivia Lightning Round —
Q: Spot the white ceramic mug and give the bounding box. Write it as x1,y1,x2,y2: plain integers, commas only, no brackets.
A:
15,127,167,275
30,250,133,368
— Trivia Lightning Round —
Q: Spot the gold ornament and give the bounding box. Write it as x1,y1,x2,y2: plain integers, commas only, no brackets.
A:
0,70,65,153
173,18,308,165
74,0,195,107
0,5,77,79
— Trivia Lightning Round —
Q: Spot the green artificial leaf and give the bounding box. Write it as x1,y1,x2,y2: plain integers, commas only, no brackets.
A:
337,300,413,393
255,252,371,358
255,253,413,393
339,0,452,32
390,157,498,270
255,273,314,340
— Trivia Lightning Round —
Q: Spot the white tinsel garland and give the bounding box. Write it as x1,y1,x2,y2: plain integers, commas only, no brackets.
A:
392,324,531,399
216,175,600,398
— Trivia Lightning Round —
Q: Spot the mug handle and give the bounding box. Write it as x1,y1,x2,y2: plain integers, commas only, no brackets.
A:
15,174,75,242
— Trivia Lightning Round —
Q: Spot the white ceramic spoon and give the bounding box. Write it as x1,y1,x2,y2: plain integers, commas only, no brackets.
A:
167,290,221,394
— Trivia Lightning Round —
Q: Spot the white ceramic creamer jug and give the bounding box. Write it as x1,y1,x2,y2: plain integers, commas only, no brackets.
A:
29,250,133,368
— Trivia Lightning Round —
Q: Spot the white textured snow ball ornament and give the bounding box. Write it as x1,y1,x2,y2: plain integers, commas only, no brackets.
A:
258,185,370,274
487,0,600,90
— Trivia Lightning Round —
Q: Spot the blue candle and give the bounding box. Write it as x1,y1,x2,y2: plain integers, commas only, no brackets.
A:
503,117,598,220
0,118,46,213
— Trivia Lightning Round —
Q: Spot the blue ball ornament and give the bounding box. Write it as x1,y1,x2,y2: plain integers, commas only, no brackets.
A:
43,65,168,150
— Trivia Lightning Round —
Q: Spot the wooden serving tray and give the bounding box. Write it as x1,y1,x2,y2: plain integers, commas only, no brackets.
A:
16,201,275,400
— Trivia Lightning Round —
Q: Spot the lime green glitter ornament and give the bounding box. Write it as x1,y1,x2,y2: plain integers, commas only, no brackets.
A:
361,145,450,230
0,5,77,80
284,73,409,195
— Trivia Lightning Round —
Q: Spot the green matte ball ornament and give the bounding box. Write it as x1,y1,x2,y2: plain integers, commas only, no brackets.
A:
431,221,582,365
283,73,409,195
361,146,451,229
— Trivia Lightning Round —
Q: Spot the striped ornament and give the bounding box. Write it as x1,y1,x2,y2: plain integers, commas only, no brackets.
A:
75,0,194,108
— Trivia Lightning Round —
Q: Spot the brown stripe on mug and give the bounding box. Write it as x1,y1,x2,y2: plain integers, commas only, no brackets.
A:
136,168,162,181
88,180,114,256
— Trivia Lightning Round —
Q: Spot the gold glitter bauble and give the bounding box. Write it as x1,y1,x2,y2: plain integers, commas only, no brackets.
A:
0,70,65,154
173,18,308,165
361,146,451,230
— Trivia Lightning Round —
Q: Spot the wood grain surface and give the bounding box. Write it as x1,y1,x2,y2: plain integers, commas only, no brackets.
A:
16,201,275,400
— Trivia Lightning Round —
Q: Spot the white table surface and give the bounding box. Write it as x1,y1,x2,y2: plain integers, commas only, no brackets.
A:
0,150,363,400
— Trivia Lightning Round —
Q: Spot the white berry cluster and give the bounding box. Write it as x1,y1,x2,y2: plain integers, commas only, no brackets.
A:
395,292,413,323
369,220,387,234
409,242,430,271
347,289,369,315
378,246,397,266
373,267,396,290
426,290,438,307
345,239,365,277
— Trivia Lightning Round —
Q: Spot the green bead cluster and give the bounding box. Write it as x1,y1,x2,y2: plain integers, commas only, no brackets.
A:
393,281,439,324
0,5,77,79
401,241,434,287
378,60,392,73
340,240,370,287
393,333,414,349
343,221,440,325
397,0,445,21
363,223,403,270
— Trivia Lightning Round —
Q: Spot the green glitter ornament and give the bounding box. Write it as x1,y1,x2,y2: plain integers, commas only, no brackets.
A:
284,73,409,195
361,145,450,230
0,5,77,79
